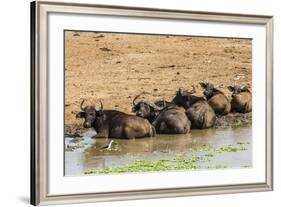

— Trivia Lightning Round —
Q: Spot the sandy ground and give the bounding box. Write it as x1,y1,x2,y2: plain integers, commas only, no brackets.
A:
64,31,252,135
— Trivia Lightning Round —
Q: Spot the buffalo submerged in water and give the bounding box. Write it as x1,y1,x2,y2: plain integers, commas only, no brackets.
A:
131,95,191,134
76,100,155,139
75,83,251,138
172,86,216,129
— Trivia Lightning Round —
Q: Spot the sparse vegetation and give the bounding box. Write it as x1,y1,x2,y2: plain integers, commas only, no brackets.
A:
84,142,250,175
216,145,247,153
237,141,250,145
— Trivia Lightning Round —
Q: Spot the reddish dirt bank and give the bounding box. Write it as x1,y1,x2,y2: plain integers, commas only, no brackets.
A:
64,31,252,135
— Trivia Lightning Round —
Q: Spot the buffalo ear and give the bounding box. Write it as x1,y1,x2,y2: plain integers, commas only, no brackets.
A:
178,88,183,95
241,86,249,92
76,112,85,118
199,82,207,88
227,86,235,92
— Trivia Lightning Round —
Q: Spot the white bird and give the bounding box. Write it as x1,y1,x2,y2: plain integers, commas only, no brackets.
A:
100,140,114,150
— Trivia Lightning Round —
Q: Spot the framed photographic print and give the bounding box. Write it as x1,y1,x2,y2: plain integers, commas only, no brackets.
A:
31,1,273,205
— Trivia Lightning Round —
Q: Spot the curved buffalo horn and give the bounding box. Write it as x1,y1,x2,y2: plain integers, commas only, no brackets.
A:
178,88,184,95
199,81,206,88
188,85,196,94
147,102,165,111
80,99,86,111
99,100,104,111
133,95,141,106
162,98,166,107
240,85,250,92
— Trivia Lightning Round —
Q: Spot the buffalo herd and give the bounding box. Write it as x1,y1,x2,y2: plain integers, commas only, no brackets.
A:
76,82,252,139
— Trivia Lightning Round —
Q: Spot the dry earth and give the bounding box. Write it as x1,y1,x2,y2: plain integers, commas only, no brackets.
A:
64,31,252,135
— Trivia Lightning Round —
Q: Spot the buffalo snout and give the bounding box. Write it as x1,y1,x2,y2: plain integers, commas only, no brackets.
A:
83,122,92,128
136,111,144,117
203,90,211,97
131,106,137,113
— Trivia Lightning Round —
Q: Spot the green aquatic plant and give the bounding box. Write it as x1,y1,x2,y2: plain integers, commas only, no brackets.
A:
172,152,188,161
204,153,215,157
217,145,247,153
237,141,250,145
193,144,214,152
84,153,206,174
84,143,248,175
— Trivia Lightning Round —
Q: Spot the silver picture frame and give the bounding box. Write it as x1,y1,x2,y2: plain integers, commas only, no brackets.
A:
31,1,273,205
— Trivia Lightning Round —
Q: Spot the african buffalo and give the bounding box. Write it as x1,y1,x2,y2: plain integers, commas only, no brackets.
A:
227,85,252,113
76,100,155,139
199,81,231,116
132,96,191,134
172,87,216,129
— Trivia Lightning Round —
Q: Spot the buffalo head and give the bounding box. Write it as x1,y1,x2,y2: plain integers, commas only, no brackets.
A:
131,95,164,119
76,100,104,128
199,81,216,98
227,85,252,113
172,86,200,109
227,85,250,98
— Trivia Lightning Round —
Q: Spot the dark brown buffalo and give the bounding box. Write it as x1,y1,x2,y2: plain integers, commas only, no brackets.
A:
172,87,216,129
76,100,155,139
131,96,191,134
199,82,231,116
227,85,252,113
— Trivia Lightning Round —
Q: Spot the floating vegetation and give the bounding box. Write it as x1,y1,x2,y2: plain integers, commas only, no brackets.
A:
85,154,204,174
84,143,249,175
189,144,213,152
216,145,247,153
237,141,250,145
204,153,215,157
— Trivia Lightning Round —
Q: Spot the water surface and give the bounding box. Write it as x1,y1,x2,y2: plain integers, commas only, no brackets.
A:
65,125,252,176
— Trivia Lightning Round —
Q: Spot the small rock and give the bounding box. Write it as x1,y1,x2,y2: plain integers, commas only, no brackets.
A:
224,47,233,53
93,34,104,38
100,47,111,52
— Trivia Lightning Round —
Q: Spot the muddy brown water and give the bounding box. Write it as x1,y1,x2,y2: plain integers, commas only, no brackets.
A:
65,125,252,176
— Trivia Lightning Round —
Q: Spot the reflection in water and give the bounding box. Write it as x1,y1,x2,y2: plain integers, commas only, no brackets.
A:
65,125,252,176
